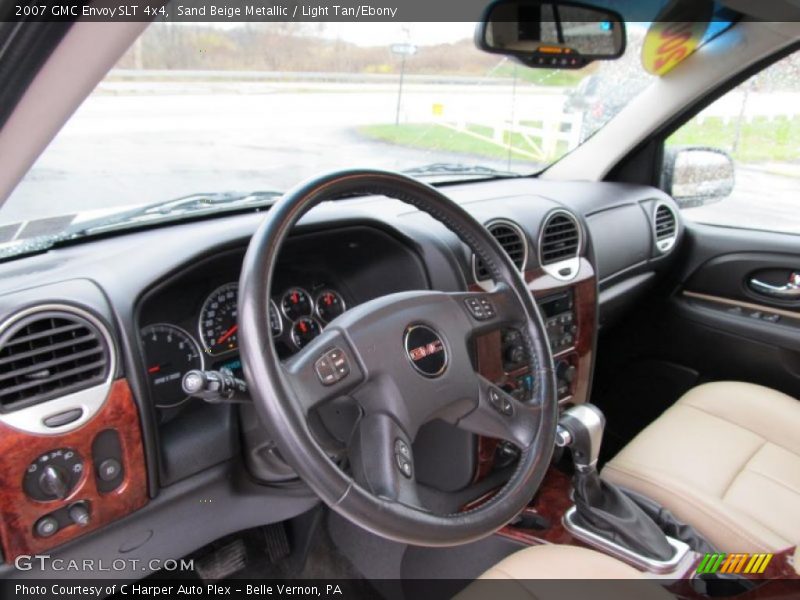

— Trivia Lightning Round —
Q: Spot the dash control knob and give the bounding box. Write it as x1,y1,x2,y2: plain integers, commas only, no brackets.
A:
23,448,83,502
68,502,91,527
557,362,577,384
39,465,69,500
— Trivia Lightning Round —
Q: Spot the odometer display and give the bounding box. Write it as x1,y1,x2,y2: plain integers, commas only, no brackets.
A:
290,317,321,349
199,282,239,355
281,288,312,321
141,324,204,408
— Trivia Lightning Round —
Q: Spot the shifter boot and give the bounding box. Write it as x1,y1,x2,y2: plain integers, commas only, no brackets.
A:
572,470,675,562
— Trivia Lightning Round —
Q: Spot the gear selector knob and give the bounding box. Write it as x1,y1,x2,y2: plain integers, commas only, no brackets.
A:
557,404,606,472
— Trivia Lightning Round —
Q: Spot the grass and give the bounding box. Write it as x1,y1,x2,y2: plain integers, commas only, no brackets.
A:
359,115,800,167
358,123,567,162
668,115,800,163
490,63,589,87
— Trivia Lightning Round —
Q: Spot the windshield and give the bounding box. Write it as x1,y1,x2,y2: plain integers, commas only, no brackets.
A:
1,21,655,232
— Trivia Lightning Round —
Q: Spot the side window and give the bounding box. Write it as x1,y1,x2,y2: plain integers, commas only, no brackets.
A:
663,50,800,235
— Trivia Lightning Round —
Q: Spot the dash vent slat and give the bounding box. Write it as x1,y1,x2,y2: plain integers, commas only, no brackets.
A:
474,222,527,281
540,212,580,265
653,203,678,253
0,310,111,412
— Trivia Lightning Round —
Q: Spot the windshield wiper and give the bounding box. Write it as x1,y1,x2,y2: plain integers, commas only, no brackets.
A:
73,190,283,236
403,162,521,179
0,190,282,261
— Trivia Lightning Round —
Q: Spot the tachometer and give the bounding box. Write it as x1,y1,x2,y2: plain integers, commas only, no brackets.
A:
199,282,239,355
315,289,346,323
290,317,321,349
141,324,204,408
281,287,312,321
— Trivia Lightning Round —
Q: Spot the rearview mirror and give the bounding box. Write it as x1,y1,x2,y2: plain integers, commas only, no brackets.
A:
476,0,626,69
663,147,735,208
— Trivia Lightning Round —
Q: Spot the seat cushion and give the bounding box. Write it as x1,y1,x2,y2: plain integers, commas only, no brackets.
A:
455,545,674,600
602,381,800,553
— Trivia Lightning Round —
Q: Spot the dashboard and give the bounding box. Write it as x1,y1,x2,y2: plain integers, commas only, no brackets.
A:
0,177,683,577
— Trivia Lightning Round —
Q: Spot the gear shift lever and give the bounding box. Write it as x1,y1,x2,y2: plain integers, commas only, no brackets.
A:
556,404,605,472
557,404,675,562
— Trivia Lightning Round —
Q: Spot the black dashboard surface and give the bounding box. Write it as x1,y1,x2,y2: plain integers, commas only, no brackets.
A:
0,176,682,576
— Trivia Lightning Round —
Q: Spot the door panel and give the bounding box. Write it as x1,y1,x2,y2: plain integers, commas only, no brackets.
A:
667,222,800,398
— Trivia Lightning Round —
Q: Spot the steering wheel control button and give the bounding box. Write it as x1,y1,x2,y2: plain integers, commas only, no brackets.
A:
465,297,496,320
315,348,350,385
98,458,122,482
464,297,485,319
489,387,513,416
396,456,412,478
404,324,448,377
43,408,84,428
394,438,411,459
393,439,413,478
314,355,337,385
35,515,59,538
327,348,349,379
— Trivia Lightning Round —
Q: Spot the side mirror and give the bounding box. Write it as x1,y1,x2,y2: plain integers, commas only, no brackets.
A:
663,146,735,208
476,0,626,69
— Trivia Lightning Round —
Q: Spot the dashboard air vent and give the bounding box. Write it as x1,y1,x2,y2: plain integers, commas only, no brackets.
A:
540,211,580,266
0,309,111,412
474,221,528,281
654,203,677,252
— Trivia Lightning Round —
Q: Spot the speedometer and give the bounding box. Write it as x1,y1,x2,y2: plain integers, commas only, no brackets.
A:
199,282,239,356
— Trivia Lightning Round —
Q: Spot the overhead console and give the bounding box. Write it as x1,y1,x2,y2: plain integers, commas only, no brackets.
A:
0,280,147,560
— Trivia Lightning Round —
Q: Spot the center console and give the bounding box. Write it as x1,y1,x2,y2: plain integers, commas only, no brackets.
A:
472,257,597,481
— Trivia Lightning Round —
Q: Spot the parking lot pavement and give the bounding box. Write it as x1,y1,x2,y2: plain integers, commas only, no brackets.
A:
683,167,800,235
1,87,797,236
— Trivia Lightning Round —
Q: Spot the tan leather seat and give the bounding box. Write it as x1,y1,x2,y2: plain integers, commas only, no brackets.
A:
455,545,675,599
603,381,800,553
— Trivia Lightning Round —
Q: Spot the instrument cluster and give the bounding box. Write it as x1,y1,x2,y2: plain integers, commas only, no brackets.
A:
140,281,347,408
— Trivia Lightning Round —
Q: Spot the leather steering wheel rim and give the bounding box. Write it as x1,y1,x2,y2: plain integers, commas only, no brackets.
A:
239,169,557,546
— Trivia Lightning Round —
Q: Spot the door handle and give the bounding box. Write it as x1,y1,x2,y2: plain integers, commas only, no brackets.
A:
748,272,800,300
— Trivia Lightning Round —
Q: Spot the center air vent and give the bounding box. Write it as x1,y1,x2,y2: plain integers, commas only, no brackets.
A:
654,203,678,253
473,220,528,281
541,209,580,258
0,309,111,412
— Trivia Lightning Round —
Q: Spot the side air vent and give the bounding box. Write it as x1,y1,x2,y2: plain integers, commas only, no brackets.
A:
473,220,528,281
540,211,580,265
654,203,678,253
0,309,111,412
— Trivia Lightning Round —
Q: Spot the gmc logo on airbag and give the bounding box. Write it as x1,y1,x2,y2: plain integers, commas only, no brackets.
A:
404,325,447,377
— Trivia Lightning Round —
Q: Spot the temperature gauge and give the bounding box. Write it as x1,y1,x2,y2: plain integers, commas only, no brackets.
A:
291,317,321,349
315,289,346,323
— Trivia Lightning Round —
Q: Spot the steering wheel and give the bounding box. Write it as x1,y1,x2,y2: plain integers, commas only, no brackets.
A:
239,169,557,546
